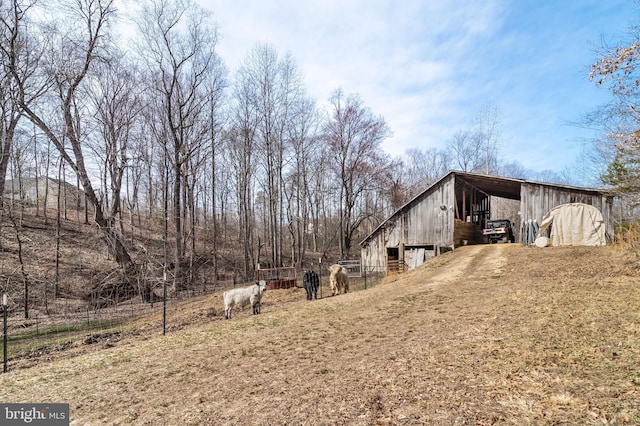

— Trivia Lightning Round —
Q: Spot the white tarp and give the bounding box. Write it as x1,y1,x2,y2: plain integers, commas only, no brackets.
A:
538,203,606,246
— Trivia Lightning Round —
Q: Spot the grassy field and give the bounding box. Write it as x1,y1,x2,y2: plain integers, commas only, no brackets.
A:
0,243,639,425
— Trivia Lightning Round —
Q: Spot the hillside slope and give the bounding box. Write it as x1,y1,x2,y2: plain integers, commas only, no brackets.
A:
1,244,639,425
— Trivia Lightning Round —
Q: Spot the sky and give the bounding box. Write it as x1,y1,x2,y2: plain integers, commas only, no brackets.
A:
196,0,637,177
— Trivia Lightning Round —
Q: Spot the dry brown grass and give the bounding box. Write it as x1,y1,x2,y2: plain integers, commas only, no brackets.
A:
1,243,639,425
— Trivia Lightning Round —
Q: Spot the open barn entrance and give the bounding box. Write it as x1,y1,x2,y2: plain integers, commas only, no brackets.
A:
386,247,402,274
386,244,438,274
453,181,490,246
452,175,522,246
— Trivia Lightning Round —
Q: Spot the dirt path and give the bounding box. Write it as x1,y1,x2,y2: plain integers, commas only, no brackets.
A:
428,244,508,284
388,244,509,291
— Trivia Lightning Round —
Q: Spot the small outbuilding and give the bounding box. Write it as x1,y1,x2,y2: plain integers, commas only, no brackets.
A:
360,171,614,274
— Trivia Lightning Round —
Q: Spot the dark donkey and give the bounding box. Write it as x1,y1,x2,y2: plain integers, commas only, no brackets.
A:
302,270,319,300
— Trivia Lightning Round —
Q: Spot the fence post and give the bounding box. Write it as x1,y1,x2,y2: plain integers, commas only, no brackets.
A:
3,294,8,373
163,271,167,336
318,258,322,299
364,266,367,290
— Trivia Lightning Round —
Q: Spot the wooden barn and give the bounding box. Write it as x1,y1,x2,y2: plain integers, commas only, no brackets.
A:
360,171,614,274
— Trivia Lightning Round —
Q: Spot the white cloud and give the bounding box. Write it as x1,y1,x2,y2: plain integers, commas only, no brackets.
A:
198,0,634,174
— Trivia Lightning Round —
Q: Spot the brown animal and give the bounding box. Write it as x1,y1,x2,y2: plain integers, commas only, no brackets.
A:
328,264,349,296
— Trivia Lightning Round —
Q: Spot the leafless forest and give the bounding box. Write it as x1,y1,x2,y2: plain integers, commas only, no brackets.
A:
0,0,491,303
0,0,615,310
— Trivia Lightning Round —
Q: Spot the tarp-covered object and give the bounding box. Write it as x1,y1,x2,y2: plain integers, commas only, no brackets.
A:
538,203,606,246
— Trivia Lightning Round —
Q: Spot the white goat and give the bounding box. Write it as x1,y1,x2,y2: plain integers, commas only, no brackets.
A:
223,281,267,319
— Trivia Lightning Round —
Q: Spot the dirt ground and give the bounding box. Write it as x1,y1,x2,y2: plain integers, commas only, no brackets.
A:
1,244,639,425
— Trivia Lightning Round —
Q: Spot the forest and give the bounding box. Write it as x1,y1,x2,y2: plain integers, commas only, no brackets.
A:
0,0,634,303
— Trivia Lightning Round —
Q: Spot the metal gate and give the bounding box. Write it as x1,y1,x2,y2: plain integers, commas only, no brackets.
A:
337,260,362,278
255,267,297,290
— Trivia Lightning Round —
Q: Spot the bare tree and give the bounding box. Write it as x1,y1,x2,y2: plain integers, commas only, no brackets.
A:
402,147,451,200
87,53,149,296
473,102,502,175
8,129,31,220
324,88,392,259
7,0,139,285
284,95,320,266
498,160,529,179
89,55,142,230
135,116,162,225
447,129,484,172
446,103,502,175
134,0,222,289
306,148,327,254
0,0,41,203
227,76,258,279
588,21,640,216
204,63,227,285
236,44,303,268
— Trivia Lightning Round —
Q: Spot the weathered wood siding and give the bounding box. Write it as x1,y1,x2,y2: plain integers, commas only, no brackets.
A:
361,175,455,272
361,230,390,273
520,183,614,238
407,174,455,247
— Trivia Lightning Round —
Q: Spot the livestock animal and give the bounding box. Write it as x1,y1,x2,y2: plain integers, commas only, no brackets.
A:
223,280,267,319
302,270,319,300
328,264,349,296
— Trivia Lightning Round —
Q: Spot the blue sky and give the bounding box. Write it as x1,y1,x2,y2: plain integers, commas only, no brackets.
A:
198,0,637,177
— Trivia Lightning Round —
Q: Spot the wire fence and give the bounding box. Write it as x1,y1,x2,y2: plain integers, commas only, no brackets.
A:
1,266,386,370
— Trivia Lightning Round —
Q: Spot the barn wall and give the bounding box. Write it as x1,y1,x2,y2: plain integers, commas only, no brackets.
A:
521,183,572,221
453,219,484,246
406,174,455,247
520,183,614,239
361,231,388,273
602,198,615,238
360,174,455,272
